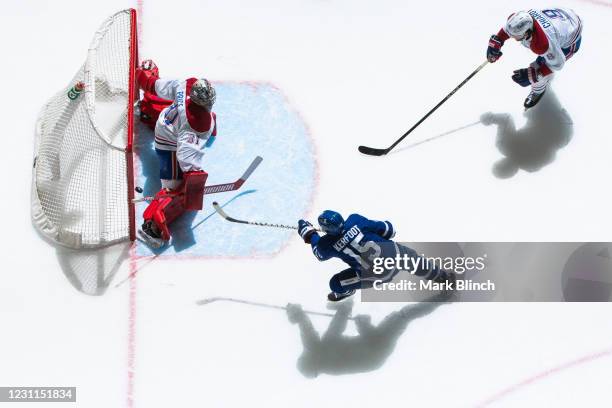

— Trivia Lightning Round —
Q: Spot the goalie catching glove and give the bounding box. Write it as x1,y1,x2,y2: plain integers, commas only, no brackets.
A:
140,59,157,72
136,59,160,94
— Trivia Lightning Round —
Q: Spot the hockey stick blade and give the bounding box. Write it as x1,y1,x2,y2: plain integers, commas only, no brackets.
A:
204,155,263,195
212,201,251,225
212,201,321,232
358,145,389,156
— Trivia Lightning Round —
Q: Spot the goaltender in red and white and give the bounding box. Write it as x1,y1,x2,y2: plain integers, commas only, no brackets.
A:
136,59,217,247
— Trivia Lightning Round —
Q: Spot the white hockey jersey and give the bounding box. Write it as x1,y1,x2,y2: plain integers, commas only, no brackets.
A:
510,8,582,72
153,77,217,172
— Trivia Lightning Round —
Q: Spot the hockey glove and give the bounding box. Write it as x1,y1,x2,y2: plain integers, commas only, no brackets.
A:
487,35,504,63
298,219,316,244
512,67,541,87
136,62,160,94
141,59,157,72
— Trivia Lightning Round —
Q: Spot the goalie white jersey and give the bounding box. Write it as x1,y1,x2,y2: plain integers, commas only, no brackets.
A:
153,77,217,172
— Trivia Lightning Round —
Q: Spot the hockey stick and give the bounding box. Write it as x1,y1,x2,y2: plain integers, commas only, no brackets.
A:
132,155,263,203
212,201,321,232
114,192,256,288
196,297,356,320
358,60,488,156
204,155,262,194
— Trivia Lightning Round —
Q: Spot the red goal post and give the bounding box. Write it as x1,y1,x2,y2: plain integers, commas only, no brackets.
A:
31,9,138,248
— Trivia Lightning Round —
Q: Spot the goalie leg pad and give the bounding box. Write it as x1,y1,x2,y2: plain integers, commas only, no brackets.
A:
182,171,208,211
142,189,186,241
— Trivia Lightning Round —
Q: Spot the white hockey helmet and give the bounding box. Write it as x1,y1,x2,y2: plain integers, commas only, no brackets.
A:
190,78,216,111
505,11,534,40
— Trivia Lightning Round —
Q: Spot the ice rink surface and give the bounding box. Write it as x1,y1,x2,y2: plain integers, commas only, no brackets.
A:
2,0,612,407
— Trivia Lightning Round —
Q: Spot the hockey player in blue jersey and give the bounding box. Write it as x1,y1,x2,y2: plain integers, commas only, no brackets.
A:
298,210,455,301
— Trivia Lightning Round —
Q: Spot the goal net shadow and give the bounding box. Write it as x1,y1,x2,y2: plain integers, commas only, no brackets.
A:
56,242,130,296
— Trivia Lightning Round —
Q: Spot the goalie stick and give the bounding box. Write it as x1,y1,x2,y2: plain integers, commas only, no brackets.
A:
358,60,488,156
132,155,263,203
212,202,321,232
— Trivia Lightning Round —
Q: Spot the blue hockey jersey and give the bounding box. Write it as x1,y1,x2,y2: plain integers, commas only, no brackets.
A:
309,214,396,273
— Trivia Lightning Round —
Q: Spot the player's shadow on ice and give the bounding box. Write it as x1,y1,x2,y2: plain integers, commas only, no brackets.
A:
287,292,451,378
134,122,198,252
481,90,573,179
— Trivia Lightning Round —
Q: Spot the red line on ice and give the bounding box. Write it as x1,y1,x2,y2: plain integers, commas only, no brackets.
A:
475,347,612,407
126,245,138,408
576,0,612,8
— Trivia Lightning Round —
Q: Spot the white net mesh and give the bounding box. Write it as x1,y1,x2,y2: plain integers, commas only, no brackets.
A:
32,9,136,248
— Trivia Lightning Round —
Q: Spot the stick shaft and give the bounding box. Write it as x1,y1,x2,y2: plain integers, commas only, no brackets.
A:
388,61,488,151
360,60,488,155
212,202,321,231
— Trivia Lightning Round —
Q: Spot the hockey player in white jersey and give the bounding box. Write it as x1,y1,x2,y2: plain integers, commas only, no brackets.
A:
486,8,582,108
136,60,217,247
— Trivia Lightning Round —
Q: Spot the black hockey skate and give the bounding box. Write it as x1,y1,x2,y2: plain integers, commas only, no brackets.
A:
524,90,546,109
327,289,356,302
138,220,167,249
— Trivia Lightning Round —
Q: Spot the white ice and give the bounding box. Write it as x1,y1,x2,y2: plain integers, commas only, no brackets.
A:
2,0,612,407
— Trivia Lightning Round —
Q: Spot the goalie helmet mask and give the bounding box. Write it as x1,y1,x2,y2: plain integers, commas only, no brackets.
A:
505,11,534,40
318,210,345,236
190,78,216,111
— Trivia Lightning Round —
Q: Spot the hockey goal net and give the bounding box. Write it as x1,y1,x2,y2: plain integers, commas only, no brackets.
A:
31,9,138,249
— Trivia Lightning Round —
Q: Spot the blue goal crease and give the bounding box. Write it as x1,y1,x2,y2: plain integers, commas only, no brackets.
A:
134,82,316,257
